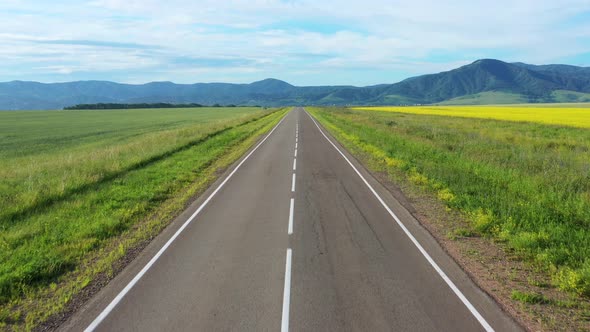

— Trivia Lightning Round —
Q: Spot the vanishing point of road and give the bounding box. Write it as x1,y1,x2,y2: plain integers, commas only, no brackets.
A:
62,108,521,332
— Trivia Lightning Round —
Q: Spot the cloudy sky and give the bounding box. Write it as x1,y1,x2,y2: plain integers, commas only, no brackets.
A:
1,0,590,86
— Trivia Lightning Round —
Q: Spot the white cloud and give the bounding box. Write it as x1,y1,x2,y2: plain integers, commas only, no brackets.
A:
0,0,588,85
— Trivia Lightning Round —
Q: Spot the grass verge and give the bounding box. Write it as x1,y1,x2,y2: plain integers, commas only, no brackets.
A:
0,107,288,331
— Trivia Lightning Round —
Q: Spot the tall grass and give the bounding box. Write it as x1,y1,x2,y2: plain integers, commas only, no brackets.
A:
309,106,590,298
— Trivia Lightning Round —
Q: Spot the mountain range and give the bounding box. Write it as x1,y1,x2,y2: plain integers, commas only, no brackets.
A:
1,59,590,110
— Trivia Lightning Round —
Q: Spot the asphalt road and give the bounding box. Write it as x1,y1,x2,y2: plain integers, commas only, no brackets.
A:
62,107,521,332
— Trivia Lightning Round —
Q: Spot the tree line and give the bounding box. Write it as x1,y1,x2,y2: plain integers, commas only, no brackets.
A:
63,103,243,110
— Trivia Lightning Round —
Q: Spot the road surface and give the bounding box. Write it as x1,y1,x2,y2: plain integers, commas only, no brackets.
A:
62,107,521,332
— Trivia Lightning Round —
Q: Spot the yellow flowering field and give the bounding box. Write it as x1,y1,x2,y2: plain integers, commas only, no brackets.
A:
353,105,590,128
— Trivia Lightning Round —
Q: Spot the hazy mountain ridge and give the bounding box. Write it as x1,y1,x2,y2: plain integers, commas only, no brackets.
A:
1,60,589,109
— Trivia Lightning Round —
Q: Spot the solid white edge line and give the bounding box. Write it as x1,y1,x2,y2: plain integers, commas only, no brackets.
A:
281,249,292,332
291,173,296,192
293,158,297,171
304,110,495,332
84,111,290,332
288,198,294,235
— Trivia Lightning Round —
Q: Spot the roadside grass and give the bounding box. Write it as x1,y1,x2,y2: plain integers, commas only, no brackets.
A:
353,105,590,128
511,290,552,305
0,107,288,330
307,106,590,300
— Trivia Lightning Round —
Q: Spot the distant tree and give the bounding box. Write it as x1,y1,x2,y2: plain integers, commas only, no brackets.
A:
64,103,205,110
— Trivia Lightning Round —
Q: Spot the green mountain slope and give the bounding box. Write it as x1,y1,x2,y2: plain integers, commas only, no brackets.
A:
550,90,590,103
437,91,528,105
382,59,590,104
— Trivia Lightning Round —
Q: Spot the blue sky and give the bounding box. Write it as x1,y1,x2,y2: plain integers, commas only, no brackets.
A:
1,0,590,86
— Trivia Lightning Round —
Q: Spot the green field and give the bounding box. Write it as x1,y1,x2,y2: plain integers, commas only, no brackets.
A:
437,91,528,105
0,107,287,329
308,106,590,301
435,91,590,105
434,90,590,105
